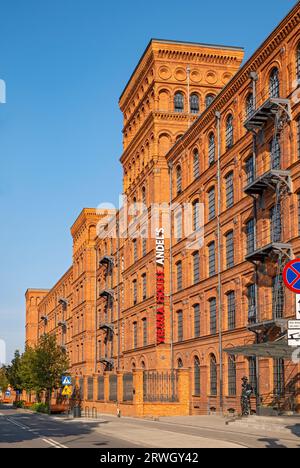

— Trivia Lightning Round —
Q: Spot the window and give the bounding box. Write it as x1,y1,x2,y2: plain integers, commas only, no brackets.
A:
209,298,217,335
133,239,138,262
177,311,183,342
245,155,255,185
193,199,200,231
142,235,147,257
210,355,217,396
297,117,300,159
133,280,138,306
270,137,281,170
247,284,257,324
193,304,200,338
175,210,183,240
227,291,236,330
272,274,284,319
177,358,183,368
133,322,138,349
193,252,200,285
226,231,234,269
194,357,201,396
248,357,257,395
206,94,215,108
228,356,237,396
245,93,254,119
193,149,200,179
176,261,183,291
142,318,148,347
208,133,215,166
226,114,234,149
269,68,280,98
208,187,216,220
297,43,300,82
142,273,147,301
190,94,200,114
142,187,147,209
273,358,285,397
246,219,256,255
208,242,216,277
270,204,281,243
225,172,234,208
174,92,184,112
176,165,182,194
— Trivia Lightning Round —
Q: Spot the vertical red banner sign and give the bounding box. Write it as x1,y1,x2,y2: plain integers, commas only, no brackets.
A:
156,228,165,344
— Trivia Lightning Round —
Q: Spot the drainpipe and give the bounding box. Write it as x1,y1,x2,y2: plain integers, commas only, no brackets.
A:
169,161,174,373
117,220,121,371
215,111,224,414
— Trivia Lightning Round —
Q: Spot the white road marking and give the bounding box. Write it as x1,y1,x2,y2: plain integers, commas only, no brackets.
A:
48,438,67,449
6,417,68,448
42,438,61,449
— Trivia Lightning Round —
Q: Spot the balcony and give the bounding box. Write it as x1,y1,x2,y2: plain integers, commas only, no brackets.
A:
99,255,114,268
248,318,287,334
244,97,291,132
100,323,114,333
245,242,292,263
244,169,292,197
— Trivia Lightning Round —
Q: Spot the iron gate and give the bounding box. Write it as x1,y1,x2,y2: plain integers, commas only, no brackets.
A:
109,374,117,402
143,371,179,402
123,373,133,402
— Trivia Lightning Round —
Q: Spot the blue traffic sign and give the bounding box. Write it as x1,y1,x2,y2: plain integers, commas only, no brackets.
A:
5,390,11,397
61,376,72,386
283,260,300,293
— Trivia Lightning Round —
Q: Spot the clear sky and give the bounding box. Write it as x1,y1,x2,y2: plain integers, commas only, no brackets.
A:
0,0,297,362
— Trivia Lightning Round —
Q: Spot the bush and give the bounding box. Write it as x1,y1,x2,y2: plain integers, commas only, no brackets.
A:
30,403,48,414
13,401,26,409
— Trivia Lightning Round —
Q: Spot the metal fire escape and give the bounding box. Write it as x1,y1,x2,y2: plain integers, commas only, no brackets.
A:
244,93,293,342
99,255,115,370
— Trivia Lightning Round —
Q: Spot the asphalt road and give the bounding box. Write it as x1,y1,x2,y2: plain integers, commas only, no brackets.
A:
0,406,140,448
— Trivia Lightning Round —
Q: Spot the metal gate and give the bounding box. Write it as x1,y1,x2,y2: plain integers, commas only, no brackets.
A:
87,377,94,401
123,373,133,402
97,376,104,401
109,374,117,402
143,371,179,402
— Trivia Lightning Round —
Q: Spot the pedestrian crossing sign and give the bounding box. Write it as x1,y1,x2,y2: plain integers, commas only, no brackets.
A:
62,386,72,397
61,376,72,386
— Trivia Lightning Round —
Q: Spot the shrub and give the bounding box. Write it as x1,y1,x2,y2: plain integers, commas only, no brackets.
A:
30,403,48,414
13,400,26,409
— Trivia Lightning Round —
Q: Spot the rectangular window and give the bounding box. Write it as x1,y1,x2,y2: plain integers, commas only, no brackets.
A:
272,275,284,319
271,137,281,170
273,358,285,397
228,357,237,397
193,152,200,179
177,262,183,291
208,188,216,220
133,322,138,349
142,319,148,347
226,231,234,269
133,280,138,306
177,311,183,342
227,291,236,330
193,252,200,285
246,219,255,255
245,155,255,185
193,200,200,231
270,204,281,243
208,242,216,277
248,357,257,395
142,274,147,301
247,284,257,324
133,239,138,262
175,211,183,240
194,304,200,338
226,172,234,208
210,298,217,335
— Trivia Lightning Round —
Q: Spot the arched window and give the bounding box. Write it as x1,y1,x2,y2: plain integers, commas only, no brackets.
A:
227,291,236,330
190,94,200,114
245,93,254,119
193,304,200,337
228,356,237,396
174,92,184,113
176,165,182,194
177,358,183,369
194,356,201,396
193,149,200,179
210,354,217,396
208,133,215,166
192,199,200,231
297,43,300,82
205,94,215,108
142,187,146,208
226,114,234,149
269,67,280,98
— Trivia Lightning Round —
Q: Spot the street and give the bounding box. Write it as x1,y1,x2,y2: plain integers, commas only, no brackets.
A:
0,406,300,448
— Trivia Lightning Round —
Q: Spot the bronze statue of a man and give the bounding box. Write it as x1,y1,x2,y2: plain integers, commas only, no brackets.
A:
241,376,253,416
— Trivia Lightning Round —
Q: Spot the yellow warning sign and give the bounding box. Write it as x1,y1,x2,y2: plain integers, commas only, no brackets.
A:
62,386,72,396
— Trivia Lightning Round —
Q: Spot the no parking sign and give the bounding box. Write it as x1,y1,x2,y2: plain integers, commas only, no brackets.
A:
283,259,300,293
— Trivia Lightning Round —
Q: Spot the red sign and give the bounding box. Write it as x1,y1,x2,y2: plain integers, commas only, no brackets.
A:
283,259,300,293
156,228,165,344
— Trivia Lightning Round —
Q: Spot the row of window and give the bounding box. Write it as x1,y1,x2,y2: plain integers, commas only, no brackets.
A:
174,92,215,114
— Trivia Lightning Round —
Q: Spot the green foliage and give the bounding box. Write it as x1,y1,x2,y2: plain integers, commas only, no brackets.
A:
0,366,9,392
13,400,26,409
6,351,23,393
30,402,48,414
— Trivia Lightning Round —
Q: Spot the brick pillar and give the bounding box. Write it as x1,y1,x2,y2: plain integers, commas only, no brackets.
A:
133,370,144,417
104,373,109,402
117,372,123,403
178,368,191,416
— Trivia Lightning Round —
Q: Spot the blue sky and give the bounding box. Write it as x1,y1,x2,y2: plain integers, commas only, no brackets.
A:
0,0,297,362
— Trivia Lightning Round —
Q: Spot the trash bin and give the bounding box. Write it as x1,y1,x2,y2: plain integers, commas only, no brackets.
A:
73,406,81,418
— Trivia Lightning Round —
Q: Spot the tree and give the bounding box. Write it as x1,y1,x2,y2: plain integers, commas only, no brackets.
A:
0,366,8,393
18,347,41,402
33,334,69,412
6,351,23,400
